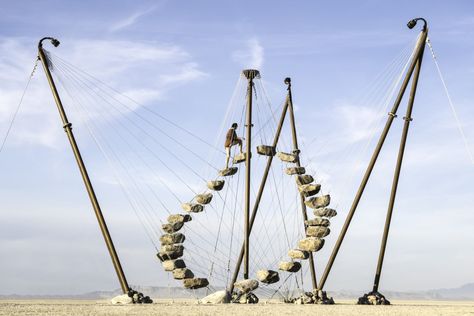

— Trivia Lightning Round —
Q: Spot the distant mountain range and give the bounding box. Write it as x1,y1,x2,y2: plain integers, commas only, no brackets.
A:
2,283,474,301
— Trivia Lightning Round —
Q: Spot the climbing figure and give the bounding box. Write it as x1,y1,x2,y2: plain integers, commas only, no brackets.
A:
224,123,243,169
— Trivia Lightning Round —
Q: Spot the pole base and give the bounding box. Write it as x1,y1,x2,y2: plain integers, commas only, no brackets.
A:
288,290,335,304
127,289,153,304
231,291,259,304
357,291,390,305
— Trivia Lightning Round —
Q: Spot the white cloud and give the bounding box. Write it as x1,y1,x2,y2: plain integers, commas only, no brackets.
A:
232,37,264,70
109,6,157,32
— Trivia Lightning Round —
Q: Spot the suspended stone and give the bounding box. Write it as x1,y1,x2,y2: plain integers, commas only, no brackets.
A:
305,195,331,209
219,167,238,177
277,152,298,163
288,249,310,260
285,166,306,175
167,214,192,224
305,217,330,227
207,180,225,191
195,193,213,204
156,247,184,262
278,261,302,273
234,279,259,293
183,278,209,289
172,268,194,280
199,290,229,304
296,175,314,185
298,237,325,252
160,244,184,253
181,203,204,213
313,207,337,218
298,184,321,197
306,226,330,238
160,233,185,245
162,259,186,272
257,145,276,156
256,270,280,284
233,152,247,164
162,221,184,234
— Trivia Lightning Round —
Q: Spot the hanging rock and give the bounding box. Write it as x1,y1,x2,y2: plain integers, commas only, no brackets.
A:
305,195,331,209
162,259,186,271
157,247,184,261
277,152,298,163
195,193,213,204
111,294,133,305
305,217,330,227
199,290,229,304
256,270,280,284
160,244,184,253
233,152,247,164
288,249,310,260
172,268,194,280
298,237,325,252
296,175,314,185
285,166,306,175
298,184,321,197
278,261,302,273
306,226,330,238
168,214,192,224
162,221,184,234
207,180,225,191
183,277,209,289
160,233,185,245
181,203,204,213
257,145,276,156
313,207,337,218
234,279,259,293
219,167,238,177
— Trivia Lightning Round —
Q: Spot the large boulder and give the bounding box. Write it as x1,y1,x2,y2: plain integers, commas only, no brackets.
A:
298,184,321,197
305,217,330,227
162,221,184,234
277,152,298,163
278,261,301,273
160,233,185,245
296,175,314,185
233,152,247,164
219,167,238,177
285,166,306,175
236,292,259,304
288,249,310,260
313,207,337,218
172,268,194,280
167,214,192,224
199,290,229,304
181,203,204,213
111,294,133,305
305,195,331,209
257,145,276,156
256,270,280,284
234,279,259,293
306,226,330,238
162,259,186,271
207,180,225,191
183,278,209,289
298,237,325,252
195,193,213,204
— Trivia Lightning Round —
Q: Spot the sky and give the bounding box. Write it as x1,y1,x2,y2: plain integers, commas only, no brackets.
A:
0,0,473,296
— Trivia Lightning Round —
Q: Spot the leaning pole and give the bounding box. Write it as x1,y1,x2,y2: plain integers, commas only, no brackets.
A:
38,37,150,303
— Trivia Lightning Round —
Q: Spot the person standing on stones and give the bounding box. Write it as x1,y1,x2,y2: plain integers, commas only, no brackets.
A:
224,122,243,169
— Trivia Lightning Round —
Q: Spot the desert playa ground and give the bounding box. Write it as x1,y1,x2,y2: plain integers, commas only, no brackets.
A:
0,299,473,316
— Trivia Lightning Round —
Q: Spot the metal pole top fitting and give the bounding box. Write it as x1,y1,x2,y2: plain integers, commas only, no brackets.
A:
38,37,60,49
407,18,428,31
242,69,261,80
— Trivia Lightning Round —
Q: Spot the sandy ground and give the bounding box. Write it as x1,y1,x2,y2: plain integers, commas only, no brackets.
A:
0,299,473,316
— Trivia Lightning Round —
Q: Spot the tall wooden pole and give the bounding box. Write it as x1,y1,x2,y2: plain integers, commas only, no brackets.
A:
317,25,428,291
38,38,130,294
285,78,318,291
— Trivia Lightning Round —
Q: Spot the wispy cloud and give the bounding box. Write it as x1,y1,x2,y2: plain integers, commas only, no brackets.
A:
109,6,157,32
232,37,264,69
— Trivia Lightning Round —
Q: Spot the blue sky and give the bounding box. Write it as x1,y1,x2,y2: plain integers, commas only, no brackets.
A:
0,0,473,296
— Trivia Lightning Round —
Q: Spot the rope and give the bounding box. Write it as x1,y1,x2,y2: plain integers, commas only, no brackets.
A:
427,37,474,165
